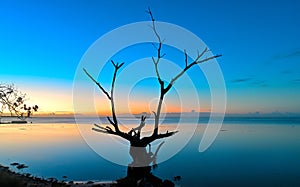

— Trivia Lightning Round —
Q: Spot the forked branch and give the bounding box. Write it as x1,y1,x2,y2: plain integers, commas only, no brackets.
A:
169,49,222,86
83,60,124,133
147,7,165,85
129,115,147,136
147,7,222,136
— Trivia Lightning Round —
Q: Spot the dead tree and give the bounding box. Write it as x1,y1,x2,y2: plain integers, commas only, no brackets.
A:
84,8,221,147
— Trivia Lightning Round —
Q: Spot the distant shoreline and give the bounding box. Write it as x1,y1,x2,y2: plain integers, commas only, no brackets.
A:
2,111,300,119
1,115,300,126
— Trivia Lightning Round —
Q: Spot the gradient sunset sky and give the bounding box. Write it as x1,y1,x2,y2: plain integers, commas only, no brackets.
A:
0,0,299,115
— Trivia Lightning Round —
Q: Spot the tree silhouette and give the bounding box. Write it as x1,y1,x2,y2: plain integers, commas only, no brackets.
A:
84,8,221,147
0,83,38,122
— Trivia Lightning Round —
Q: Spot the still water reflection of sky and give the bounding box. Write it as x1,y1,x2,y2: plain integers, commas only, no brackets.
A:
0,121,300,186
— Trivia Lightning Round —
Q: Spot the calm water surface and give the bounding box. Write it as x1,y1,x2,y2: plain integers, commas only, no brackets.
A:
0,117,300,186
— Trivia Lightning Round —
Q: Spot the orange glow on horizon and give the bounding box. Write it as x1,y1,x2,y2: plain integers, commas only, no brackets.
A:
17,86,208,117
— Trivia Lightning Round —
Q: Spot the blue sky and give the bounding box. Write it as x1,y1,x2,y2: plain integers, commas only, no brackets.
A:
0,0,299,114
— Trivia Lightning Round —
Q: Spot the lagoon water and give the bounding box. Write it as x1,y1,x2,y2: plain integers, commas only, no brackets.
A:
0,116,300,186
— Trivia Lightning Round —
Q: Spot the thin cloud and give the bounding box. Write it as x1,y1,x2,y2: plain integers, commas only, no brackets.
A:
250,80,268,87
281,70,293,74
291,79,300,83
266,50,300,64
231,78,252,83
231,78,268,87
272,50,300,60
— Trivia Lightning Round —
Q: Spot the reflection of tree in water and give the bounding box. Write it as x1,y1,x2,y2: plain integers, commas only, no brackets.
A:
117,142,175,187
129,141,164,168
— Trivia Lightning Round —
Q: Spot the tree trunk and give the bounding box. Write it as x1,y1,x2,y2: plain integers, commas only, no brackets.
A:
117,166,174,187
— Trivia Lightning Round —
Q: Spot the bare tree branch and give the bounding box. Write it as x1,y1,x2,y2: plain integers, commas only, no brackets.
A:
134,130,178,147
147,7,164,86
169,53,222,86
184,49,188,68
92,123,136,142
146,7,168,136
128,115,147,136
106,116,115,126
83,61,124,133
147,8,222,137
83,68,111,100
110,61,124,132
92,124,111,134
92,127,110,134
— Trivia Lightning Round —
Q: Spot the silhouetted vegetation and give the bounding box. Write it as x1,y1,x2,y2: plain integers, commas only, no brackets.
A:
0,83,38,123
